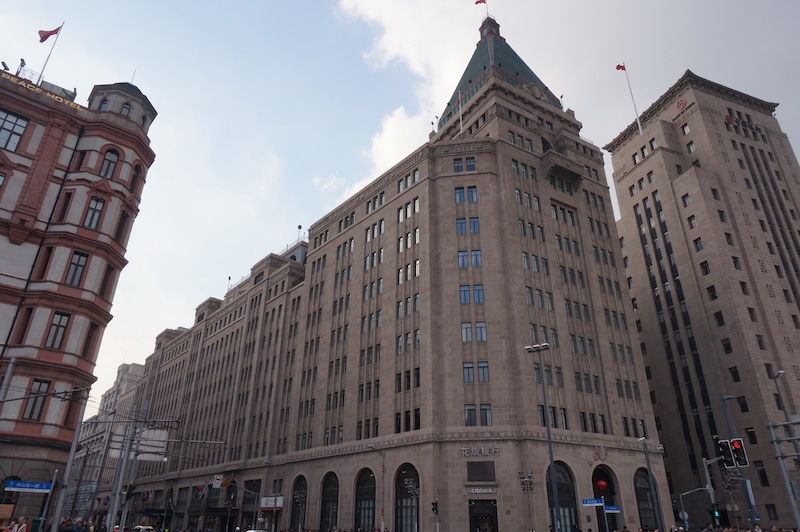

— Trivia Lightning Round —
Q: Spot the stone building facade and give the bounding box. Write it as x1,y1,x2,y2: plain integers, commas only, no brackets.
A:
0,66,156,522
110,17,669,532
607,70,800,528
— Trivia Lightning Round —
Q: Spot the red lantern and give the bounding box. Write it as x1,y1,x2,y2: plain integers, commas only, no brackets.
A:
594,480,608,490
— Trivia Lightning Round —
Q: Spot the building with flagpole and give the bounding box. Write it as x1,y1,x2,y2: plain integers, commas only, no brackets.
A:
606,70,800,528
98,16,669,532
0,58,156,523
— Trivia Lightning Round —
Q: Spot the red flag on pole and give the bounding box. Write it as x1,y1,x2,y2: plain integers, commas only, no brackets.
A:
38,26,61,43
475,0,486,4
616,64,626,71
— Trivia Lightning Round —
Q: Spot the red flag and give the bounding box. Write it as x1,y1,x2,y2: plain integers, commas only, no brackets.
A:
475,0,486,4
38,26,61,43
616,64,626,71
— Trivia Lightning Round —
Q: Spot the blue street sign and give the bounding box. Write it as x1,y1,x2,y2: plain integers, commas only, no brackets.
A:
4,480,52,493
582,498,604,506
605,505,621,513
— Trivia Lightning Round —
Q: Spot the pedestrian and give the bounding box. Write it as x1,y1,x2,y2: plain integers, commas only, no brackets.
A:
15,518,28,532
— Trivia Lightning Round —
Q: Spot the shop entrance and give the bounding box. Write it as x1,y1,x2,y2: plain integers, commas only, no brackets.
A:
469,500,498,532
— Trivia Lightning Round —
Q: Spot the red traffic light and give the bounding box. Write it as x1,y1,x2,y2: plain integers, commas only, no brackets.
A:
731,439,743,450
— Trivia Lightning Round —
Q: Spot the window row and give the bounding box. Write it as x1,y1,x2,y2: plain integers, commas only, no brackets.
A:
583,190,607,211
514,189,539,210
360,311,382,332
357,380,380,402
325,390,346,411
554,234,580,255
615,379,641,400
463,361,490,383
458,250,483,268
461,322,487,342
358,344,381,366
397,198,420,223
456,217,480,235
631,137,658,165
355,418,380,440
525,287,553,309
453,157,476,173
567,334,596,357
511,159,537,180
397,168,420,193
397,228,420,252
574,372,601,394
396,330,421,353
395,368,420,392
365,192,386,214
521,252,549,274
395,293,421,317
361,279,384,300
465,403,493,426
517,220,545,241
363,249,384,271
397,260,421,283
455,186,478,203
459,284,485,304
364,219,385,242
564,299,591,321
394,409,421,433
335,238,354,260
528,324,559,348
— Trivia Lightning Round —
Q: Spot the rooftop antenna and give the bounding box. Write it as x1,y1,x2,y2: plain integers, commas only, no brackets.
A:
1,62,8,71
131,69,136,84
297,225,302,241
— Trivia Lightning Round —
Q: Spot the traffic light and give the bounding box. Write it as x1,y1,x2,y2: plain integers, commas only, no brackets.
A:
716,439,735,468
712,503,720,518
731,437,749,467
431,500,439,515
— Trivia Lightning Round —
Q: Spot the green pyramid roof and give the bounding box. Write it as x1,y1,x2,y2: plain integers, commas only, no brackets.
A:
440,17,561,128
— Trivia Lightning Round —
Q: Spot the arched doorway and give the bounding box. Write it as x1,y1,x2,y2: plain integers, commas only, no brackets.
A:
547,461,579,532
320,472,340,531
634,469,656,531
354,468,376,532
290,476,308,531
395,464,419,532
591,467,619,532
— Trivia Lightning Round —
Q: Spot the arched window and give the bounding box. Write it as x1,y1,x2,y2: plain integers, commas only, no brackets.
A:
546,461,579,532
99,98,108,111
320,472,339,531
121,103,131,117
591,467,619,532
634,468,657,531
290,476,307,531
354,469,376,532
100,150,119,178
395,464,419,532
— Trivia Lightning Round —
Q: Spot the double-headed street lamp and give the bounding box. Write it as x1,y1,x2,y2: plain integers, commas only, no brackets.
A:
638,437,663,532
525,343,561,532
519,470,534,532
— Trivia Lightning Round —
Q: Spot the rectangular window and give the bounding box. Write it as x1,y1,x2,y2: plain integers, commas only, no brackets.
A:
469,217,480,234
0,109,28,151
461,322,472,342
466,157,475,172
453,158,463,172
45,312,70,349
475,322,487,342
478,361,489,382
467,186,477,202
473,284,484,303
65,252,89,286
480,404,492,426
471,250,482,267
455,187,465,203
22,379,50,420
460,285,470,304
84,198,105,229
465,404,477,426
458,251,468,268
456,218,466,235
463,362,474,383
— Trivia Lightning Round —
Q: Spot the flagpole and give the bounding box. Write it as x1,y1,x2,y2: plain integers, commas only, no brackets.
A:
619,62,643,136
37,22,64,85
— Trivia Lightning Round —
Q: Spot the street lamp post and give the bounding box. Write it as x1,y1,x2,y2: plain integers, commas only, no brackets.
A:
638,437,663,532
525,343,561,532
367,444,386,532
772,371,800,458
404,477,420,532
721,394,755,529
519,470,534,532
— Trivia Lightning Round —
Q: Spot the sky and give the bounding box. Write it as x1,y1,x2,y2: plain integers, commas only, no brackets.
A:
4,1,800,418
